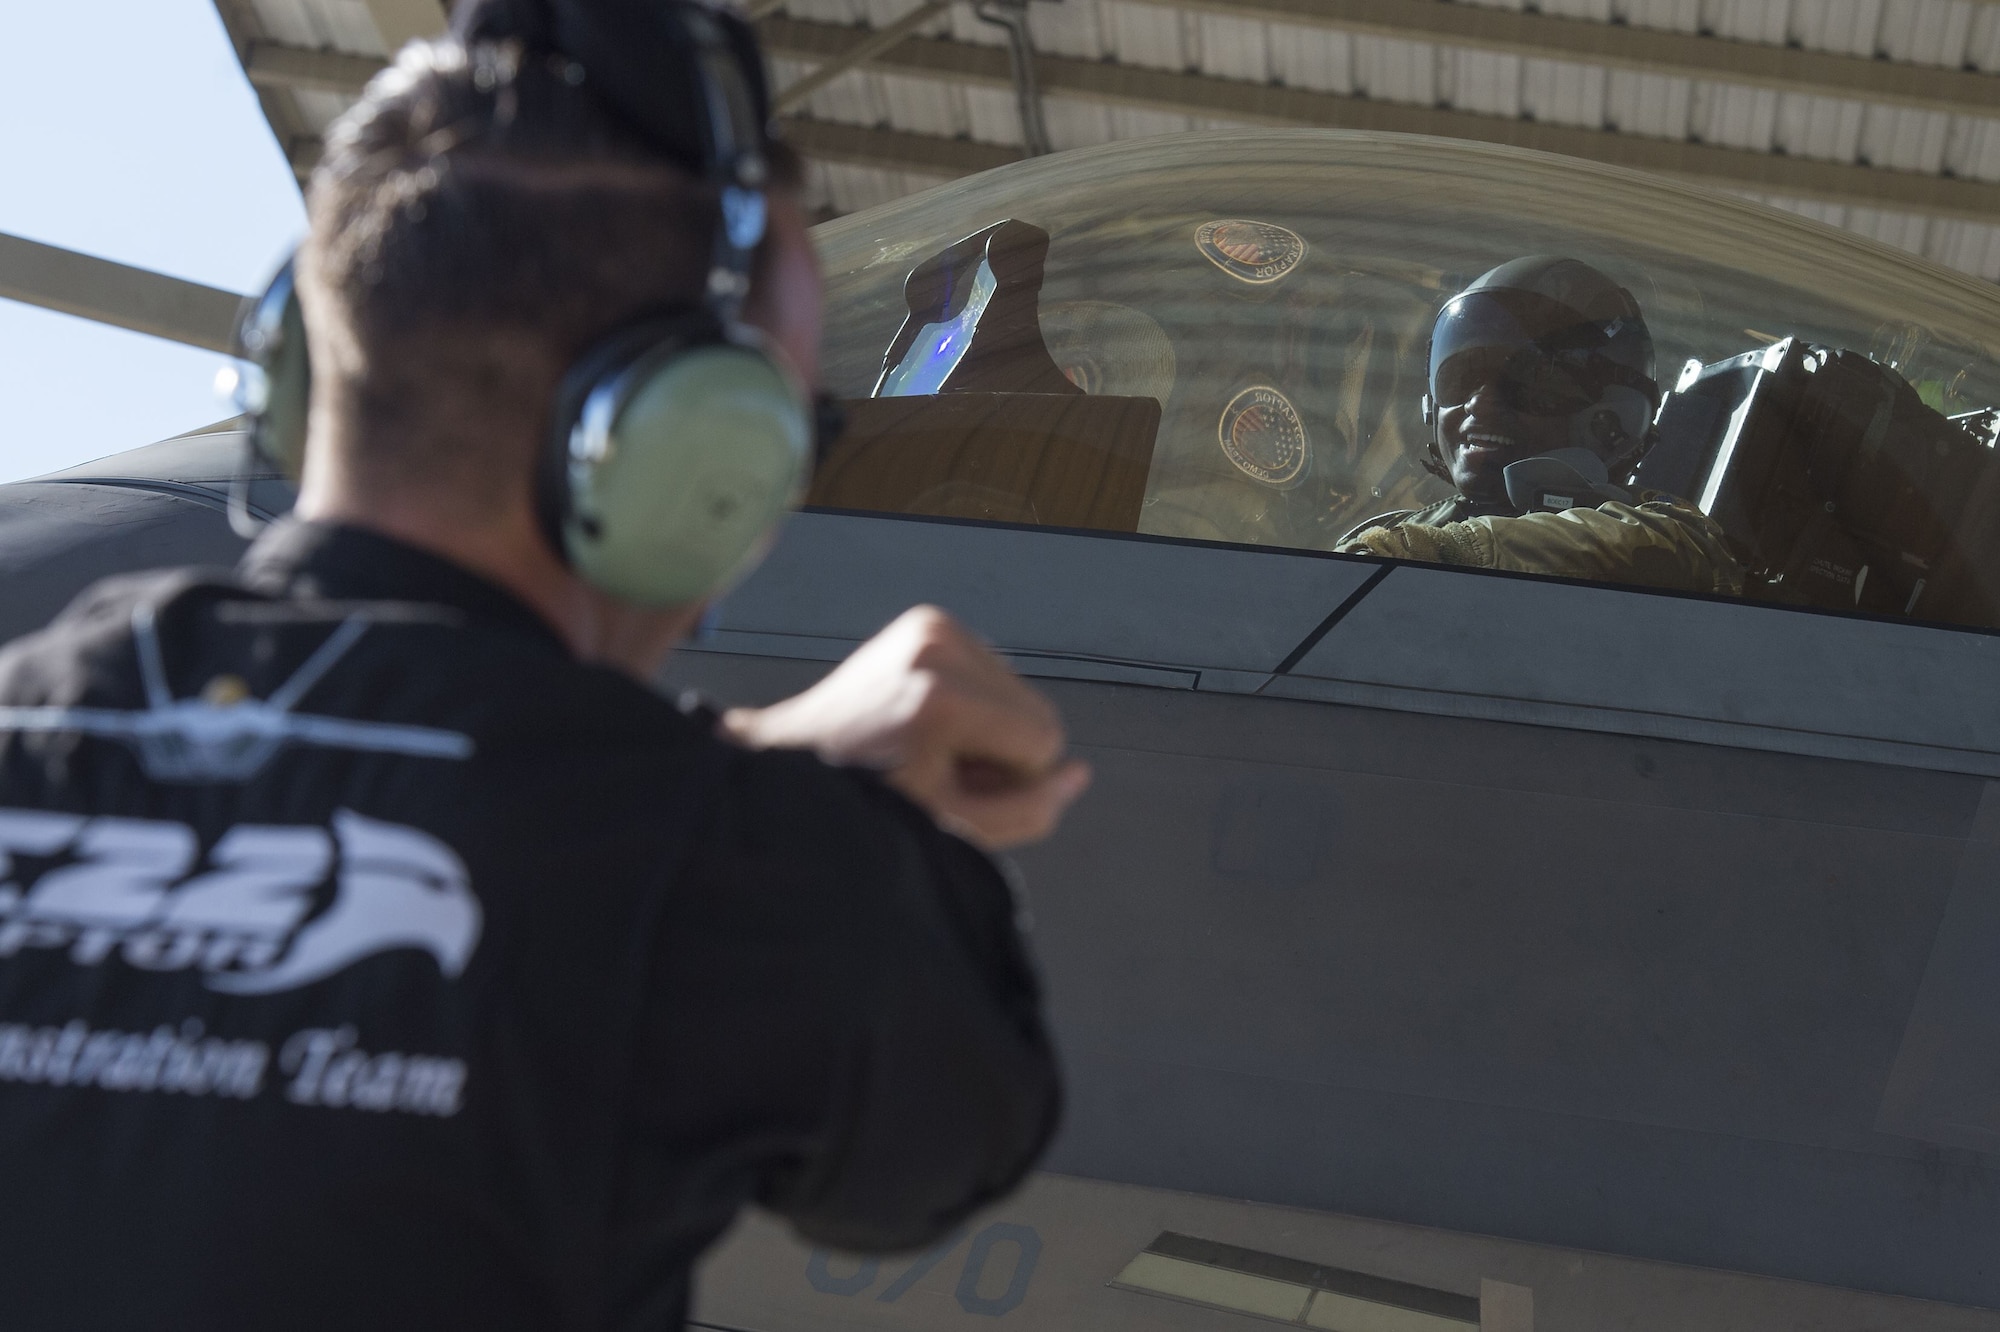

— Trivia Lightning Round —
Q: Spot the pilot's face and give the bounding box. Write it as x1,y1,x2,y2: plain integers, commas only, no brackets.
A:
1438,380,1572,508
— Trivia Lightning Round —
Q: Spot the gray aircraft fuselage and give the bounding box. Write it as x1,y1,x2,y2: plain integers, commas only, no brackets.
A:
4,427,2000,1330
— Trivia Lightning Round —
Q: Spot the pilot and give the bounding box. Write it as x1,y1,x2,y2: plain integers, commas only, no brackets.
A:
1336,257,1742,595
0,2,1085,1327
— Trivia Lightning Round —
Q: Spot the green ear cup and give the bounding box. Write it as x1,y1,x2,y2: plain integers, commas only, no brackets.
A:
238,265,312,483
259,290,312,482
564,343,809,606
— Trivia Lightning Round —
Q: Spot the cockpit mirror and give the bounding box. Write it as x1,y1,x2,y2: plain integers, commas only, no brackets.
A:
809,220,1162,532
871,219,1082,398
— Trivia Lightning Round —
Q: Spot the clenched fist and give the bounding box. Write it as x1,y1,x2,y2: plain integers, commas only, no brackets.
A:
720,606,1091,849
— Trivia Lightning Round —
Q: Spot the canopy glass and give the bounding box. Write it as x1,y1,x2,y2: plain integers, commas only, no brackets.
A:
807,130,2000,629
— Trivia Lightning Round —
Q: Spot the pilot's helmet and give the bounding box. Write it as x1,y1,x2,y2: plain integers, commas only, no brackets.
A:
1424,256,1661,471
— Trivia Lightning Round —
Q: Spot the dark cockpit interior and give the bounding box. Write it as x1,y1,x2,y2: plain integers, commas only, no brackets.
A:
1642,338,2000,624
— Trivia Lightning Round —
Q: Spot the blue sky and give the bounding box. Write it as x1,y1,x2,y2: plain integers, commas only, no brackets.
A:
0,1,306,482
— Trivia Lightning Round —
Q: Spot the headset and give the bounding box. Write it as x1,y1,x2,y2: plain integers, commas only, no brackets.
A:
231,0,813,608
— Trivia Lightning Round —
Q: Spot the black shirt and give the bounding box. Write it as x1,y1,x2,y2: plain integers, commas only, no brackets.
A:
0,521,1059,1331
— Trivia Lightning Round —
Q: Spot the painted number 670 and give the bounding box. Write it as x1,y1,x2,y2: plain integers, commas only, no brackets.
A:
806,1222,1042,1317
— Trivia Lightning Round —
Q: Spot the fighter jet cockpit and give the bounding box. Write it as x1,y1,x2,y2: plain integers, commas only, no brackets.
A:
803,129,2000,631
16,125,2000,1327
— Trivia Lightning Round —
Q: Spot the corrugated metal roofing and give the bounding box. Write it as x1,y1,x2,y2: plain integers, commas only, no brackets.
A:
249,0,387,55
218,0,2000,280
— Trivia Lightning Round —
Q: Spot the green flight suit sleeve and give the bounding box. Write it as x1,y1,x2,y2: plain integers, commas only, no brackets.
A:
1336,496,1745,596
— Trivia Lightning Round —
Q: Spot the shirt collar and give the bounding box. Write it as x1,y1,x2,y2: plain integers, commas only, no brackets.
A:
239,520,571,655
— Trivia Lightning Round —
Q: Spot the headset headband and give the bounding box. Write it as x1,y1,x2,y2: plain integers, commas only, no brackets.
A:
684,6,769,318
450,0,772,316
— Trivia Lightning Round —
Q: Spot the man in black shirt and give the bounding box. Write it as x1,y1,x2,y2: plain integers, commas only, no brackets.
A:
0,2,1085,1327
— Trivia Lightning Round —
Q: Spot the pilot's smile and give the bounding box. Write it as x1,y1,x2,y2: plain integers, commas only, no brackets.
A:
1440,384,1570,505
1456,429,1518,455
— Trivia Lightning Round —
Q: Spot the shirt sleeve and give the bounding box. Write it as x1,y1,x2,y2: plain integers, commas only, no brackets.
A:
631,746,1060,1254
1337,498,1745,596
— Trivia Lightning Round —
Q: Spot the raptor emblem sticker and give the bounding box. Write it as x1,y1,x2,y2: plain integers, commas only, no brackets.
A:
1195,220,1306,285
1219,386,1309,489
0,807,481,994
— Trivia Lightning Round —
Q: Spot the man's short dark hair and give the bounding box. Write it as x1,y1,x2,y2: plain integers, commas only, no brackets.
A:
300,37,799,508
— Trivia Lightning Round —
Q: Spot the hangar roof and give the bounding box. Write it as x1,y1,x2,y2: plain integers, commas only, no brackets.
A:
212,0,2000,280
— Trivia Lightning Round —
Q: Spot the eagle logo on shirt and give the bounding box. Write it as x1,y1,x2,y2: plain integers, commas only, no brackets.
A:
0,808,481,994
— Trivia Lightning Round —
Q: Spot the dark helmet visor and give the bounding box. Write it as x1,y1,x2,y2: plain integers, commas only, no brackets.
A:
1430,289,1654,417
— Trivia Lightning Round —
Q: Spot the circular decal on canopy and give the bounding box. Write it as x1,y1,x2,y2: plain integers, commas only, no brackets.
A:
1218,385,1309,489
1195,219,1306,285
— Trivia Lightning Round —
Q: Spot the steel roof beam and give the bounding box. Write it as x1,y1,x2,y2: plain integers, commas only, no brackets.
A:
759,16,2000,219
232,11,2000,118
358,0,448,52
778,115,1024,176
244,42,392,96
211,0,323,189
773,0,954,111
221,24,2000,217
277,117,1017,191
0,234,246,354
1170,0,2000,119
